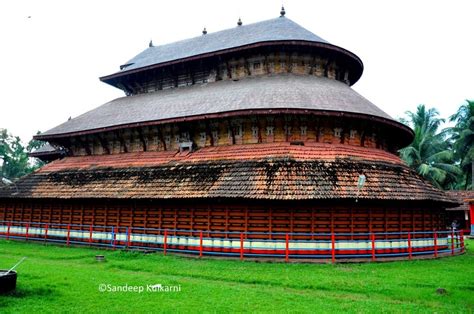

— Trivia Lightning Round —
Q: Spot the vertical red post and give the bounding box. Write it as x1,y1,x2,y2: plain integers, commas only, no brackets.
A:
66,224,71,246
44,224,49,242
89,225,93,244
6,222,11,240
470,203,474,236
407,232,412,260
240,233,244,261
455,229,459,248
25,223,30,241
163,229,168,256
112,227,117,250
460,230,465,252
199,231,203,258
434,231,438,258
451,229,455,255
371,233,376,261
331,232,336,264
110,226,114,249
285,233,289,263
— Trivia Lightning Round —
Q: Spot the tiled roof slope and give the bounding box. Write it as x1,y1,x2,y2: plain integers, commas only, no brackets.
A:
40,75,396,138
0,143,456,204
115,17,329,73
445,190,474,211
38,142,402,171
31,143,56,154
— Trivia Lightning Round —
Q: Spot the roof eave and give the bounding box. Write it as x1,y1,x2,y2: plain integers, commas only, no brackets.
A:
99,40,364,87
34,108,413,145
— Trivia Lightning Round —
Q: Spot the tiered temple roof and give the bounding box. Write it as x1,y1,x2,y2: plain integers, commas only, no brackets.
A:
2,14,457,207
100,17,361,84
37,74,409,140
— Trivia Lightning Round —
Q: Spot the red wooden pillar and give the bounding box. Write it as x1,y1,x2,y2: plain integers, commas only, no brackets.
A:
6,221,11,240
163,230,168,256
199,231,203,258
285,233,289,263
66,224,71,246
470,203,474,236
460,230,465,252
451,229,455,255
127,227,131,248
112,227,117,250
44,224,49,242
434,231,438,258
371,233,376,261
407,232,412,260
25,223,30,241
89,225,93,244
331,232,336,264
240,233,244,261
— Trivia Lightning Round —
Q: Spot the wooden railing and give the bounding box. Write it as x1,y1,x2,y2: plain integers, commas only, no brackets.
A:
0,221,465,262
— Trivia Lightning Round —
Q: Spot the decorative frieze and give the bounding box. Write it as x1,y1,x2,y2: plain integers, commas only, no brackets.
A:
66,114,395,156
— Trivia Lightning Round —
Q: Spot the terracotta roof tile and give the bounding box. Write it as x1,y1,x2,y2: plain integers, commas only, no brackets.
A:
39,142,402,172
0,143,455,204
445,190,474,211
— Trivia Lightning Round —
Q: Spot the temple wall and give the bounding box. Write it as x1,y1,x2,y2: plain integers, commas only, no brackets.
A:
66,114,391,157
131,52,346,95
0,199,447,237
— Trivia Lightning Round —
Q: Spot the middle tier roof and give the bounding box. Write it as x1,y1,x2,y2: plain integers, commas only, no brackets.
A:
39,74,406,139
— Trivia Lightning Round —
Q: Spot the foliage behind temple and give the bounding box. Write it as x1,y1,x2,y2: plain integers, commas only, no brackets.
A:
0,129,44,180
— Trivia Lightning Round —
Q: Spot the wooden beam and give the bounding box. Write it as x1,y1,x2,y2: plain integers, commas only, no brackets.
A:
226,61,232,79
228,119,236,145
76,136,91,155
264,54,270,74
97,134,111,155
315,117,321,142
115,131,128,153
360,129,366,147
137,128,147,152
156,126,166,151
309,56,316,75
268,207,272,239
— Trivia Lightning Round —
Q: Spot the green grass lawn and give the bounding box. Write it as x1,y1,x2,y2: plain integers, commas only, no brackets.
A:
0,240,473,313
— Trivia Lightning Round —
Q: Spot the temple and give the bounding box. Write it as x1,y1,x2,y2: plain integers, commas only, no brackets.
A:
0,10,462,260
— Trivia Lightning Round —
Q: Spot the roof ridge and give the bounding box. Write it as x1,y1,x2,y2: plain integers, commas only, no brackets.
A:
148,17,324,49
117,17,329,73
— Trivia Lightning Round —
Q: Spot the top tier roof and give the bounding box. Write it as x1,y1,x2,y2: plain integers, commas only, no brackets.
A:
100,16,363,83
35,15,411,143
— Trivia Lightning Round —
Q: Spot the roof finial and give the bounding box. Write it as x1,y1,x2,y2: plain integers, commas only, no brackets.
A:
202,27,207,35
237,17,242,26
148,40,153,48
280,6,286,17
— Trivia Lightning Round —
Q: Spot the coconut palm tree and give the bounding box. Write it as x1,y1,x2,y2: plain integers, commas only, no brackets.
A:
449,99,474,189
399,105,461,189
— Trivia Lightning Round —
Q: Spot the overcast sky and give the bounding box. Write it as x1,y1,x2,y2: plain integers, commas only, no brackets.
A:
1,0,473,142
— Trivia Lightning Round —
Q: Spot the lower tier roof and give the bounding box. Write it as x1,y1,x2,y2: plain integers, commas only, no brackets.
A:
0,143,455,205
445,190,474,211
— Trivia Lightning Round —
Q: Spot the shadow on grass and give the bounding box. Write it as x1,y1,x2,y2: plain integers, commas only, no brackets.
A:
1,284,58,299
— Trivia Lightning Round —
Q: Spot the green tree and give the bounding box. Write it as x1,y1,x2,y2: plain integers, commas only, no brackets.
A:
399,105,461,189
449,99,474,189
27,131,46,169
0,128,44,180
